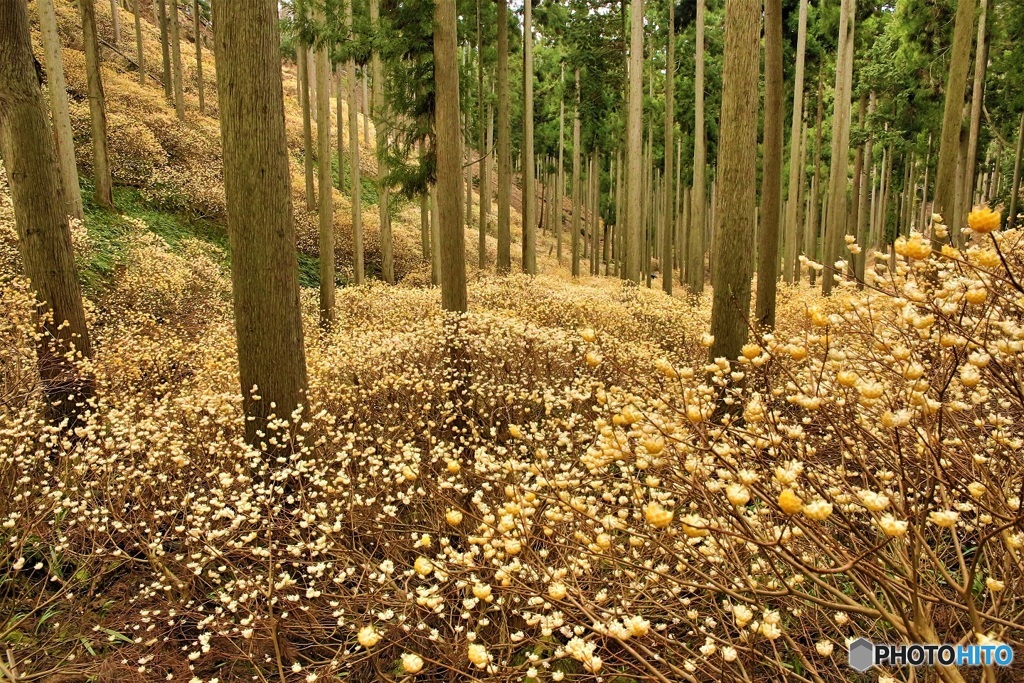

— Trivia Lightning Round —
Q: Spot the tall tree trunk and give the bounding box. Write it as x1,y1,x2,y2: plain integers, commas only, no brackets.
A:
933,0,976,244
315,31,334,324
822,0,855,295
211,0,308,445
362,72,370,146
556,66,565,264
169,0,185,119
477,0,486,268
807,67,824,286
109,0,120,47
756,0,783,327
347,0,363,284
847,91,867,277
708,0,759,362
591,152,600,276
193,0,204,114
420,141,430,259
465,113,473,231
522,0,536,274
80,0,115,209
132,0,144,85
297,43,315,210
434,0,466,310
496,0,511,273
783,0,807,283
572,68,582,278
1008,113,1024,231
964,0,988,217
1,0,94,424
335,65,345,191
662,0,674,294
431,185,440,283
370,0,393,283
687,0,705,294
919,133,932,230
855,93,875,283
158,0,172,100
482,96,493,265
624,0,644,282
38,0,85,220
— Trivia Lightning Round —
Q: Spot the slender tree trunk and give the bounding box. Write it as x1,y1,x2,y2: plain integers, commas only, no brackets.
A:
709,0,759,362
556,66,565,265
571,69,582,278
591,152,600,276
496,0,511,273
878,143,893,250
482,96,493,265
370,0,393,283
420,141,430,259
211,0,308,445
822,0,855,295
297,43,315,210
38,0,85,220
465,115,473,231
169,0,185,119
109,0,120,47
80,0,115,209
476,0,486,268
132,0,145,85
662,0,674,294
522,0,536,274
362,72,370,146
158,0,172,100
964,0,988,217
807,68,824,286
335,65,345,191
1008,113,1024,231
315,31,334,323
756,0,783,326
919,134,932,230
624,0,644,282
193,0,204,114
431,185,440,284
434,0,466,310
1,0,94,424
783,0,807,283
848,91,867,277
687,0,705,294
933,0,976,244
855,93,875,283
347,0,363,284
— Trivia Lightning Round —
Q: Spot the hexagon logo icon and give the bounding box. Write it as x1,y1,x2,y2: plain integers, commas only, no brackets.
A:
848,637,874,672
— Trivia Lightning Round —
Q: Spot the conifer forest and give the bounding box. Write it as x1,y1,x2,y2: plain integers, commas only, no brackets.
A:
1,0,1024,679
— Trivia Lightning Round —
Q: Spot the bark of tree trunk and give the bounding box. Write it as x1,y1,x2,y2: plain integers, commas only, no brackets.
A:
169,0,185,119
522,0,536,274
571,69,582,278
783,0,807,283
709,0,759,362
756,0,783,326
848,91,867,278
132,0,145,85
1,0,94,425
193,0,204,114
855,93,875,283
38,0,85,220
370,0,393,283
347,0,363,284
109,0,120,47
822,0,855,295
496,0,511,273
315,35,334,325
1008,113,1024,231
211,0,309,445
80,0,115,210
687,0,705,294
662,0,674,294
158,0,172,100
434,0,466,313
335,65,345,191
964,0,988,218
624,0,644,283
933,0,976,244
297,44,315,210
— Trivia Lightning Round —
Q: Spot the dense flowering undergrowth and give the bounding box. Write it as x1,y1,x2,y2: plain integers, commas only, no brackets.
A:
3,188,1024,683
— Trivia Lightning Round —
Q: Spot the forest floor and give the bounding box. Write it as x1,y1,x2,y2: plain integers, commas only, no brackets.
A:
2,1,1023,682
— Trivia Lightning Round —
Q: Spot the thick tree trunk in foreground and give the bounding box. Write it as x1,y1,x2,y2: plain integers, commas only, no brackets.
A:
1,0,94,424
933,0,975,244
522,0,536,274
38,0,85,220
80,0,115,209
434,0,465,311
212,0,309,445
624,0,644,283
687,0,706,294
756,0,783,327
708,0,759,362
783,0,807,283
496,0,511,273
